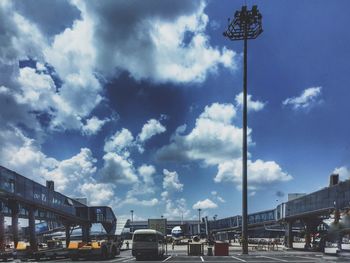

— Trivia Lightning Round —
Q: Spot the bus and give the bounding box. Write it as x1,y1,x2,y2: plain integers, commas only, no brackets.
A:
132,229,165,260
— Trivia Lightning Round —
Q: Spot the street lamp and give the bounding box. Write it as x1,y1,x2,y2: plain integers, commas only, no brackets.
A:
198,208,202,235
223,5,263,255
130,210,134,234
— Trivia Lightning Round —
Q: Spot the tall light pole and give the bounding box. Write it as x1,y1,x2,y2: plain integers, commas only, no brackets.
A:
198,208,202,235
130,210,134,234
223,5,263,254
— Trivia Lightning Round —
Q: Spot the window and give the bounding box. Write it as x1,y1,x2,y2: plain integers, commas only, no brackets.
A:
134,234,156,242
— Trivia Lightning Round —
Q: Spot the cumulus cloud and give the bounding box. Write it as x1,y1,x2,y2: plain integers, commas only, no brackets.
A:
192,198,218,210
104,128,134,153
214,159,292,188
0,126,57,183
138,164,156,185
157,103,292,191
81,116,109,136
119,197,159,207
163,169,184,192
0,1,104,133
125,164,157,199
137,119,166,153
0,126,118,206
80,0,236,83
235,92,266,112
211,191,225,203
99,152,138,184
164,198,190,219
138,119,166,143
44,148,97,192
157,103,247,165
282,86,322,110
333,166,350,181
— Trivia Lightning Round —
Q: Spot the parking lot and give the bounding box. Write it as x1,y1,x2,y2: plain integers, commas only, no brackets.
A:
31,249,350,263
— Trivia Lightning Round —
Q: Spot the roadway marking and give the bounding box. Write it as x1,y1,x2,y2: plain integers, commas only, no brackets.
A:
200,256,204,261
295,256,316,260
231,255,247,262
114,257,132,262
257,256,288,262
121,256,135,262
163,255,172,262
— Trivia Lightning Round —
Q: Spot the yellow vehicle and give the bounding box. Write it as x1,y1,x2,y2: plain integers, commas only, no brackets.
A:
16,240,67,261
68,236,120,260
0,244,15,261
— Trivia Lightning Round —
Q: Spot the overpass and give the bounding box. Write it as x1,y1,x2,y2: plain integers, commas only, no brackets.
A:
208,174,350,249
0,165,116,252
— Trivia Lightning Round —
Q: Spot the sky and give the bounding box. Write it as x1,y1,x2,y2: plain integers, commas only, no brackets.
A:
1,0,350,222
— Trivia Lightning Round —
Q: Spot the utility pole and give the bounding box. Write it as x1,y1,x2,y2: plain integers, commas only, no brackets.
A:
130,210,134,234
223,5,263,254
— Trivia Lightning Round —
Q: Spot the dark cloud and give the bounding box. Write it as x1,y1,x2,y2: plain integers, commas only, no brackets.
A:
13,0,81,37
84,0,202,78
275,191,285,198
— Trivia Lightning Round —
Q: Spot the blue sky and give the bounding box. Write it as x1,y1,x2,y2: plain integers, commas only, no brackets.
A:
1,0,350,221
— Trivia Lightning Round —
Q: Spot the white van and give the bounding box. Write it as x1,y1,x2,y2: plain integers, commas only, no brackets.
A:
132,229,165,260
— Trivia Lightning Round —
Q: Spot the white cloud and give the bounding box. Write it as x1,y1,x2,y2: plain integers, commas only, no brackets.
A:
16,67,57,111
199,102,236,124
0,2,105,133
157,103,248,165
138,164,156,185
0,127,57,183
164,198,190,219
81,116,109,136
282,86,322,110
0,127,120,207
161,191,169,201
138,119,166,143
120,197,159,207
80,183,115,206
44,148,97,192
77,0,236,83
163,169,184,192
104,128,134,153
125,164,156,198
192,198,218,210
235,92,266,112
214,159,292,188
333,166,350,181
211,191,225,203
157,102,292,191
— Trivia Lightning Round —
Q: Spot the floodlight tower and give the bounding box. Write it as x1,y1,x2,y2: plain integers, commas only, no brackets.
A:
223,5,263,254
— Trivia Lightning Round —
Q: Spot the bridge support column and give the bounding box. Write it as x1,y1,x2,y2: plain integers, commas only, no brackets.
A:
334,209,342,251
28,206,37,252
0,212,5,251
286,221,293,248
304,224,311,250
9,201,19,249
82,224,91,243
65,224,71,248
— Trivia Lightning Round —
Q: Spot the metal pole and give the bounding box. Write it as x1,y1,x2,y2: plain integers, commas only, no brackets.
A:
198,209,201,235
131,210,134,234
242,25,249,254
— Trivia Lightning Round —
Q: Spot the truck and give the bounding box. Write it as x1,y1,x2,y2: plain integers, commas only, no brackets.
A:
0,244,15,262
16,240,68,261
68,235,120,260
